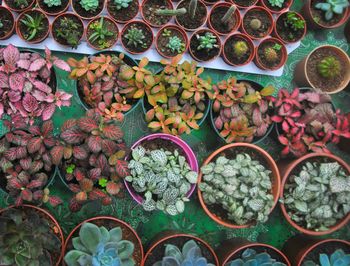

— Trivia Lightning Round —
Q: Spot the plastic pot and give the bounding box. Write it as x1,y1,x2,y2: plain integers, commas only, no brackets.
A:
63,216,144,266
86,16,119,50
222,33,255,66
143,233,219,266
218,238,291,266
230,0,259,9
241,6,274,40
0,204,64,266
141,0,174,28
255,37,288,71
106,0,140,24
260,0,293,14
70,0,104,20
124,133,198,205
3,0,35,12
274,11,307,44
207,2,241,36
0,6,15,40
175,0,208,32
121,20,154,54
37,0,69,16
189,29,222,62
279,152,350,236
302,0,350,29
294,45,350,94
198,143,281,229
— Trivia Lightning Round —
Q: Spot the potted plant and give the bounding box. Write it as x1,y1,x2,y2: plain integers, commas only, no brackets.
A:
0,205,64,266
4,0,35,12
86,17,119,50
106,0,139,24
0,44,72,128
16,9,50,44
124,133,199,216
37,0,69,16
302,0,350,29
337,112,350,153
260,0,293,14
63,216,144,265
279,153,350,235
274,11,307,44
121,20,154,54
208,3,241,36
210,78,275,144
189,29,221,62
155,24,188,58
294,45,350,94
51,13,84,49
71,0,104,20
241,6,274,40
141,0,174,27
283,237,349,266
68,52,140,122
198,143,281,228
0,6,15,40
230,0,258,8
0,122,63,207
175,0,208,31
222,33,255,67
143,233,219,266
218,239,290,266
255,38,288,71
53,110,129,210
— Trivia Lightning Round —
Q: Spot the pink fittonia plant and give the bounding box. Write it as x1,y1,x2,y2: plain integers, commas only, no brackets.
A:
0,44,72,128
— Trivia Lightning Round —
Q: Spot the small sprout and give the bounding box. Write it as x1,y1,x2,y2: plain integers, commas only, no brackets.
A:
268,0,285,8
98,178,108,187
233,40,249,58
44,0,61,7
315,0,349,21
80,0,99,12
167,36,186,54
113,0,133,10
162,28,172,37
272,43,282,50
250,18,262,30
155,8,187,16
66,164,76,174
221,5,237,24
188,0,197,19
317,56,341,79
285,12,305,31
20,13,45,41
88,17,114,49
124,25,147,48
196,32,218,50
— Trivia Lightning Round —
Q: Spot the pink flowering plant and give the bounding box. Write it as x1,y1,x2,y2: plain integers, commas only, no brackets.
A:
0,44,72,128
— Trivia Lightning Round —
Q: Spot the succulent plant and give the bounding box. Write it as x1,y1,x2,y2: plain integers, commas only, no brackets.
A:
315,0,350,21
167,36,186,54
267,0,285,8
80,0,99,11
250,18,262,30
20,13,46,41
302,249,350,266
189,0,197,19
54,17,82,49
156,8,187,16
284,12,305,31
196,32,219,51
0,208,61,266
153,240,215,266
113,0,133,9
44,0,61,7
317,56,341,79
226,248,287,266
125,145,198,215
200,153,275,225
124,25,147,48
64,222,135,266
233,40,249,58
264,44,281,63
88,17,115,49
282,161,350,231
221,5,237,24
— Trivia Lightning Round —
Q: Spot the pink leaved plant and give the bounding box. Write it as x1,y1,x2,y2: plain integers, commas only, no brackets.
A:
0,44,72,128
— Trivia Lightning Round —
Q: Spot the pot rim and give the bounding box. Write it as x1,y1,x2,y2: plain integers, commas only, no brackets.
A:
230,0,259,9
140,0,174,28
37,0,70,16
260,0,293,14
70,0,105,20
189,28,222,62
241,6,274,40
174,0,208,32
255,37,288,71
3,0,35,12
222,33,256,66
106,0,140,24
274,11,307,44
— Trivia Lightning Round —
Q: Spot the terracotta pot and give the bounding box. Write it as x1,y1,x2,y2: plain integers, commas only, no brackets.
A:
121,20,154,54
218,238,291,266
86,16,119,50
294,45,350,94
282,236,350,266
37,0,70,16
63,216,144,266
241,6,274,40
3,0,35,12
198,143,281,229
207,2,241,36
0,6,15,40
260,0,293,14
302,0,350,29
70,0,104,20
255,37,288,71
175,0,208,32
142,233,219,266
222,33,255,66
0,204,64,266
274,11,307,44
155,24,188,58
51,13,84,48
106,0,140,24
189,29,222,62
141,0,174,28
230,0,259,8
16,9,50,44
345,19,350,43
279,152,350,236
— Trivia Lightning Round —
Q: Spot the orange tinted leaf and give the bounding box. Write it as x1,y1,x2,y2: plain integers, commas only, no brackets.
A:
139,57,149,68
136,71,144,83
181,90,193,99
133,89,144,99
260,85,275,96
148,122,161,129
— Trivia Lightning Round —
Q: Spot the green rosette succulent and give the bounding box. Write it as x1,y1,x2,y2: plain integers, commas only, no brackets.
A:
80,0,99,12
44,0,61,7
226,248,287,266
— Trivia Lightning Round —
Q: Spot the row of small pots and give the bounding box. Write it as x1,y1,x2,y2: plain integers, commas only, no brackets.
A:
0,204,348,266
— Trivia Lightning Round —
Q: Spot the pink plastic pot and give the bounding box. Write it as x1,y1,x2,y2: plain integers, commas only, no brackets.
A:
124,133,198,204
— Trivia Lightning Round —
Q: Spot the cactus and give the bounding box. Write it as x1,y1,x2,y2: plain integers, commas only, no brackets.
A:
113,0,133,9
221,5,237,24
196,32,218,50
167,36,186,54
80,0,99,12
226,248,287,266
250,18,262,30
44,0,61,7
268,0,285,8
156,8,187,16
233,40,249,58
188,0,197,19
124,25,147,48
263,44,281,63
317,56,341,79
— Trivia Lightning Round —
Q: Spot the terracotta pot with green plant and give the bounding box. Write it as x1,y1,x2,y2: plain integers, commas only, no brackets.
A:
37,0,69,16
175,0,208,31
155,24,188,58
189,29,222,62
141,0,174,27
222,33,255,66
0,6,15,40
71,0,104,20
294,45,350,94
230,0,258,8
241,6,274,40
255,37,288,71
121,20,154,54
4,0,35,12
86,16,119,50
106,0,139,24
208,2,241,36
260,0,293,14
274,11,307,44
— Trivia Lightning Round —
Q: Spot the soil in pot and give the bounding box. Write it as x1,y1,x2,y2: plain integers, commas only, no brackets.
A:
87,18,118,50
107,0,139,23
142,0,173,27
52,14,84,48
72,0,104,19
121,22,153,53
0,8,14,39
243,8,272,39
302,241,350,264
157,26,187,57
306,47,349,93
310,0,348,28
176,0,207,30
224,35,254,65
38,0,69,14
257,40,284,69
210,5,239,35
18,10,49,43
138,138,187,159
4,0,34,11
262,0,290,12
232,0,256,8
276,12,306,43
190,30,220,61
144,236,216,266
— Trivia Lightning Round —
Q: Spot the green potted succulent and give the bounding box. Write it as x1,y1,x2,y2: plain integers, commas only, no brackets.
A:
37,0,69,16
121,20,154,54
255,38,288,71
230,0,258,8
241,6,274,40
155,24,188,58
222,33,255,66
86,17,119,50
261,0,293,14
106,0,139,24
0,6,15,40
71,0,105,20
175,0,208,31
189,29,221,62
141,0,174,27
274,11,307,43
4,0,35,12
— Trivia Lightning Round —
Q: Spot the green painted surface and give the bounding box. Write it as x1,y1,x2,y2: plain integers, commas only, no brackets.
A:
1,0,350,253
